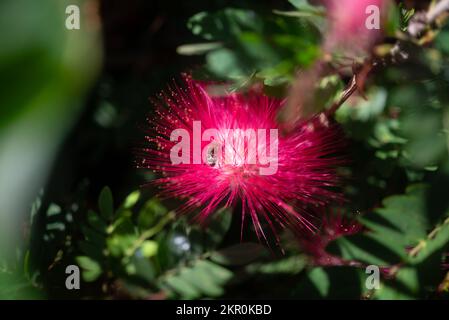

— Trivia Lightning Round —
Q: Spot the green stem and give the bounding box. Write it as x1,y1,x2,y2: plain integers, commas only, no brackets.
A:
125,211,176,257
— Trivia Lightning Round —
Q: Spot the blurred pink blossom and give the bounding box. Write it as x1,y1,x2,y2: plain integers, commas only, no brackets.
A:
325,0,389,55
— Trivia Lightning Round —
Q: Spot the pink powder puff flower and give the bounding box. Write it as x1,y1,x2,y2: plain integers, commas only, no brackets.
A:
138,75,346,242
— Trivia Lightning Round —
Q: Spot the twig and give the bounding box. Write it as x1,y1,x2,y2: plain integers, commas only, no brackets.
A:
125,211,176,257
325,74,358,116
408,216,449,258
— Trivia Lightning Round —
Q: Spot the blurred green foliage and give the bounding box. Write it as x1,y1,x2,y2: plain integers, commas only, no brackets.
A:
179,2,322,93
1,0,449,300
0,0,101,298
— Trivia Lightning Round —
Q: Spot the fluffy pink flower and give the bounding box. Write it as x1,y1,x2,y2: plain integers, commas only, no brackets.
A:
325,0,389,55
139,76,346,241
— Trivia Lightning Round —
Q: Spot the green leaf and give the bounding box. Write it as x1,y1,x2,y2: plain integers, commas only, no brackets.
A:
107,234,138,257
128,255,156,282
204,207,232,248
372,220,449,299
195,260,233,284
46,204,61,217
178,267,224,297
246,255,307,275
293,267,366,299
206,48,247,79
164,275,200,299
187,9,263,41
278,0,326,31
98,186,114,220
0,271,43,299
330,185,433,266
161,259,232,299
76,256,102,282
187,207,232,254
112,216,136,235
329,235,397,266
363,185,430,251
177,42,222,56
87,210,107,234
288,0,325,15
337,88,387,122
409,218,449,264
138,197,168,230
373,267,418,300
362,185,431,258
211,243,266,266
304,268,329,297
140,240,158,258
122,190,141,209
388,81,448,168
